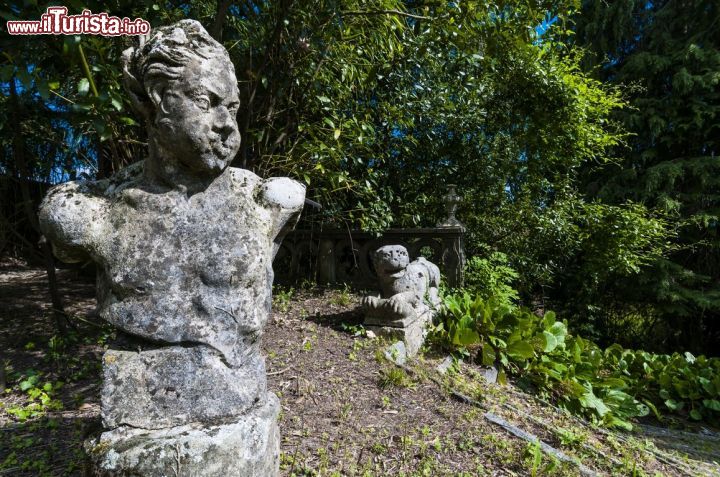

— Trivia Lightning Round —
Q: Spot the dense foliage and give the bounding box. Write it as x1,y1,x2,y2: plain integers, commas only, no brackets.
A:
0,1,632,225
570,0,720,353
1,1,718,357
433,291,720,429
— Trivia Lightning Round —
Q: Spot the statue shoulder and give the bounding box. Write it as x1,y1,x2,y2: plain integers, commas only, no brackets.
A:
39,179,110,263
228,167,263,193
255,175,306,253
411,257,441,286
95,160,145,198
226,167,305,211
259,176,306,213
40,180,110,216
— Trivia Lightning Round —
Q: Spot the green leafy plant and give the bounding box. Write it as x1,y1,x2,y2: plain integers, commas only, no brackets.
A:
432,292,566,386
432,291,720,429
273,286,295,313
555,427,587,449
463,250,519,306
2,370,64,421
378,367,415,389
524,441,543,477
340,322,367,337
329,284,353,307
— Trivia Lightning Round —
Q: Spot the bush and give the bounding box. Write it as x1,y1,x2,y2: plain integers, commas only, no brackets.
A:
463,250,519,307
431,291,720,429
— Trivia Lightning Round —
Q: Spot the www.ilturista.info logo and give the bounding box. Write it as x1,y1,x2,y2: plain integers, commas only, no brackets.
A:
6,7,150,36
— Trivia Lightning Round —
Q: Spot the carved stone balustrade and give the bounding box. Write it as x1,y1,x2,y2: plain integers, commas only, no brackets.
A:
273,227,466,289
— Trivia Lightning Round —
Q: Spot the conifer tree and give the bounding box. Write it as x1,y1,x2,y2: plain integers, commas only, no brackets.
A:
574,0,720,352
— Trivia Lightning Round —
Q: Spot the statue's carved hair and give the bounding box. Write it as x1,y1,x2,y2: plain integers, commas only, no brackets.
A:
121,19,231,121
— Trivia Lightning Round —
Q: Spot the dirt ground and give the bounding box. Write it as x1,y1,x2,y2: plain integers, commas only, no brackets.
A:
1,262,720,476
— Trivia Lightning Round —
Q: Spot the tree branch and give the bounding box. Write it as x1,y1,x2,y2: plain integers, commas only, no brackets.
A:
341,9,432,20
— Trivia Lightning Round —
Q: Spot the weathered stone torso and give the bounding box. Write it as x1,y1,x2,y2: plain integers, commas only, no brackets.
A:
100,169,274,367
41,164,301,367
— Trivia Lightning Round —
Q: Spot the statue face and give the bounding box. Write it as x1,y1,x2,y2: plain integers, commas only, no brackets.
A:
154,56,241,175
374,245,410,274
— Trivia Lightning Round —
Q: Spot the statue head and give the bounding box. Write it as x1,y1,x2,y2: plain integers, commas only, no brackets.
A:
122,20,241,179
373,245,410,276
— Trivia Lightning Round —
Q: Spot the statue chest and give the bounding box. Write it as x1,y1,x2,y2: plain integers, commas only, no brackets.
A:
100,189,273,293
384,264,428,297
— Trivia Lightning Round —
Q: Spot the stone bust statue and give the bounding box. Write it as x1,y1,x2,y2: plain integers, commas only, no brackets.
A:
39,20,305,477
38,20,302,475
40,20,305,368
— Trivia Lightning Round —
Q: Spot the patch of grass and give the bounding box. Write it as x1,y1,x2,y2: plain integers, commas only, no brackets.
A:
555,426,588,450
273,286,295,313
339,403,352,420
300,336,315,352
329,284,352,307
298,278,316,290
374,346,386,364
378,366,415,389
370,442,387,455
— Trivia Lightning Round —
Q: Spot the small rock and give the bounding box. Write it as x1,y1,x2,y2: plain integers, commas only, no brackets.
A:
365,329,376,339
384,341,407,366
481,366,498,384
436,356,455,375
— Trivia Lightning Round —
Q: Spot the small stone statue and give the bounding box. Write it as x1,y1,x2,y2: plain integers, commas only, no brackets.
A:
362,245,441,319
39,20,303,476
362,245,441,356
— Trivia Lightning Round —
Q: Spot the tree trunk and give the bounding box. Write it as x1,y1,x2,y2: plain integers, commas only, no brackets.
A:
209,0,233,41
9,76,70,336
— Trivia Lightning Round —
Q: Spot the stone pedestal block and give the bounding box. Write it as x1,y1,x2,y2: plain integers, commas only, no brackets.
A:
86,393,280,477
101,345,266,429
366,311,432,357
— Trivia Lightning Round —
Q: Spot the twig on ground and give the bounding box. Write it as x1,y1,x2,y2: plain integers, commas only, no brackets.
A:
267,366,294,376
267,366,295,376
69,314,104,328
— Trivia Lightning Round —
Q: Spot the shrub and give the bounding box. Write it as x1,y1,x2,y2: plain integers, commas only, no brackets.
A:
463,250,519,307
431,291,720,429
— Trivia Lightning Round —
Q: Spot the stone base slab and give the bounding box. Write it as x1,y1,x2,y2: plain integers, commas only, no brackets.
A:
101,345,266,429
366,311,432,357
86,393,280,477
364,313,421,328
